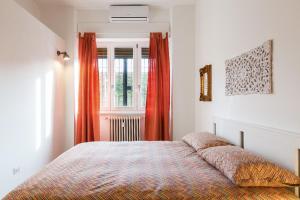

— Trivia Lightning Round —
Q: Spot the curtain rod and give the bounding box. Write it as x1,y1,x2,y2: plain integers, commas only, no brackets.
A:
94,32,171,38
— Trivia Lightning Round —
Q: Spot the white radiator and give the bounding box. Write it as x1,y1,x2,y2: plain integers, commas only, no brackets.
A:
109,115,142,141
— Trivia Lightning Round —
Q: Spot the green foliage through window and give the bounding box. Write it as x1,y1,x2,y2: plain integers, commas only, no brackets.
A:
97,44,149,111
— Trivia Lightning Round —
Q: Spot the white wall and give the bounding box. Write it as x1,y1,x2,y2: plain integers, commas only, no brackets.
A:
0,0,66,197
171,6,195,140
14,0,77,149
14,0,41,20
194,0,300,134
39,5,77,149
77,7,170,38
77,7,170,23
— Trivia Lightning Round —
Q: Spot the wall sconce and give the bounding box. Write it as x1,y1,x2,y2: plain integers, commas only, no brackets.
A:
57,51,70,61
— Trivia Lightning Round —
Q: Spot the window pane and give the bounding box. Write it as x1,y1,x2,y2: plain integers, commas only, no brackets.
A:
98,48,109,109
140,48,149,108
114,48,134,108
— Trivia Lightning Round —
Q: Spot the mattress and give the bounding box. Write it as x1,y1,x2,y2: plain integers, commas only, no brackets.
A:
4,141,298,200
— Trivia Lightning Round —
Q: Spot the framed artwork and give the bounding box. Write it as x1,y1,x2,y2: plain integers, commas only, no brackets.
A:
199,65,212,101
225,40,273,96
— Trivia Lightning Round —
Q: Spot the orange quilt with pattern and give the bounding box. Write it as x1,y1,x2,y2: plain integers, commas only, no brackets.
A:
4,141,298,200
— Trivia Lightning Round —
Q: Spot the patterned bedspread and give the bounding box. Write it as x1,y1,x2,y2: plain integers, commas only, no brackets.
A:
4,141,298,200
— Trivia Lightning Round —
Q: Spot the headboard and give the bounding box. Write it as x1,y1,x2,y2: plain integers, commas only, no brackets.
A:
213,117,300,196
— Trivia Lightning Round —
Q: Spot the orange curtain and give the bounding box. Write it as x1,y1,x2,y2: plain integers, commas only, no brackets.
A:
75,32,100,144
144,32,171,141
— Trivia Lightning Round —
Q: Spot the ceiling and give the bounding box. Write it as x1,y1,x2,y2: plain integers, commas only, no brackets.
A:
35,0,195,9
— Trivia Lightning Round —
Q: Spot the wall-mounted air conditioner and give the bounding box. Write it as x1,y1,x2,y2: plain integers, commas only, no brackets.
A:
109,5,149,23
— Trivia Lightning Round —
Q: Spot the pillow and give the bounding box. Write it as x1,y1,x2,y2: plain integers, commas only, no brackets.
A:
199,145,300,187
182,132,231,151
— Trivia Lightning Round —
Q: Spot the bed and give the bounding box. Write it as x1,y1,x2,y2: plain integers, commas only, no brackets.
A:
4,140,298,200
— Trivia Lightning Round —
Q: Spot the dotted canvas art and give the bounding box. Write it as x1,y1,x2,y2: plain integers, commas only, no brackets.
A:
225,40,273,96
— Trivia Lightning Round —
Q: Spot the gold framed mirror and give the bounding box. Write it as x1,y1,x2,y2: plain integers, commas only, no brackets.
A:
199,65,212,101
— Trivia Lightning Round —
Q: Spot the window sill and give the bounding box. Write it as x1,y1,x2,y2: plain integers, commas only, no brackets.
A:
100,111,145,115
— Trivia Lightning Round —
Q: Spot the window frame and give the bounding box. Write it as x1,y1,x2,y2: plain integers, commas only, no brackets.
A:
137,43,150,110
97,39,149,114
97,43,111,112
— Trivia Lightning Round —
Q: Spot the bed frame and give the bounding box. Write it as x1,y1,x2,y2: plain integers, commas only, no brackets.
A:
213,117,300,197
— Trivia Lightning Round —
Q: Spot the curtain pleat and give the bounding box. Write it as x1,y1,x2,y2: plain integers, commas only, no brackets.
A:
144,32,171,141
75,32,100,144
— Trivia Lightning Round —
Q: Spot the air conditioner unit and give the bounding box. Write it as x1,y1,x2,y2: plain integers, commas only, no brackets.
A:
109,5,149,22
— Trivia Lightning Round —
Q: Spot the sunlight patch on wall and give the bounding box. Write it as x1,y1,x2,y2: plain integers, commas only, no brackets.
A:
74,59,79,115
45,71,54,139
35,77,42,150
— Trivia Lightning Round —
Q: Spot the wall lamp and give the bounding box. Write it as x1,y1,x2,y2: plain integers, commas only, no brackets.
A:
57,50,70,61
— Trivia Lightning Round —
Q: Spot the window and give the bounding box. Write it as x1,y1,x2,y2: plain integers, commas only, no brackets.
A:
140,48,149,107
98,48,109,109
97,41,149,113
113,48,134,108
